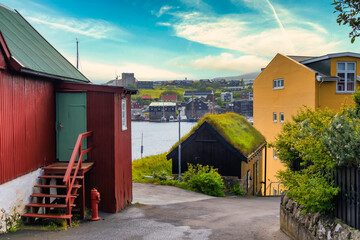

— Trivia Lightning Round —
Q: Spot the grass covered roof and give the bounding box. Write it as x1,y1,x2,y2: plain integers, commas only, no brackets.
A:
170,113,266,157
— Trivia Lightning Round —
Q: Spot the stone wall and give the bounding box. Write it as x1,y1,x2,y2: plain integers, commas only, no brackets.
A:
280,195,360,240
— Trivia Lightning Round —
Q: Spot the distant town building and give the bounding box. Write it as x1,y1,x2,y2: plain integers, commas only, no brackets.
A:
223,86,247,91
105,73,136,88
183,90,213,98
221,92,233,102
136,80,153,89
228,80,240,86
240,91,253,100
233,99,253,118
161,95,177,102
185,98,209,119
141,95,152,100
121,73,136,87
153,81,163,86
131,101,142,109
149,102,177,122
199,79,211,83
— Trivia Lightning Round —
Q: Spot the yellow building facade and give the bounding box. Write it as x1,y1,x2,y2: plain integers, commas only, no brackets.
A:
253,52,360,195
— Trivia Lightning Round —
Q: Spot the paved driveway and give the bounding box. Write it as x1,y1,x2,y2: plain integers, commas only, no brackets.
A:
2,183,289,240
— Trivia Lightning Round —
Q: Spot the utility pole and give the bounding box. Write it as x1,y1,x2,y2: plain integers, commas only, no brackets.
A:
178,105,181,181
76,38,79,69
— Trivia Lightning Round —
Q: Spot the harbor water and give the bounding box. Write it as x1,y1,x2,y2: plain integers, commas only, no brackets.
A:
131,121,197,160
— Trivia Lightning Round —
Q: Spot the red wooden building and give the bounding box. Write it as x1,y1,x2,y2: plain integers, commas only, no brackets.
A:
0,4,135,229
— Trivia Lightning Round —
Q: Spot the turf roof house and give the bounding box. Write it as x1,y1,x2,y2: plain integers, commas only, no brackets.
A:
0,4,135,231
167,113,266,195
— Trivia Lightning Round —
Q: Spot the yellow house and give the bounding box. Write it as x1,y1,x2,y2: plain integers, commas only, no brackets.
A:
253,52,360,195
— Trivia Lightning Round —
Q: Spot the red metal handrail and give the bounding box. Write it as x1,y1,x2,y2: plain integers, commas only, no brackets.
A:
63,131,93,205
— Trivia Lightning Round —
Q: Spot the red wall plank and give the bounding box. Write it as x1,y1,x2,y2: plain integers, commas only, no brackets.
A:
87,91,132,213
114,94,132,212
0,70,56,184
87,91,116,212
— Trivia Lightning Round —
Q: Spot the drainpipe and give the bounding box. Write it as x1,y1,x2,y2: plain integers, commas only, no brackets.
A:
264,145,267,196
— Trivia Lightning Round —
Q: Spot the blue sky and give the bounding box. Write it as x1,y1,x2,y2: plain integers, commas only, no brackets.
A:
1,0,358,83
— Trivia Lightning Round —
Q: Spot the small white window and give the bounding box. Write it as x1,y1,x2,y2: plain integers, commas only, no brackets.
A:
280,112,284,123
122,99,127,131
273,149,277,159
273,112,277,122
273,79,284,90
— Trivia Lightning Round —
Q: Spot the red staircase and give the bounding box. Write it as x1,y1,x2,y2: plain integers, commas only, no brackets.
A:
23,132,93,225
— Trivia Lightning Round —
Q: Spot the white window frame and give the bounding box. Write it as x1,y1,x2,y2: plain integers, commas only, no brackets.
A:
122,99,127,131
273,79,284,90
273,112,277,122
337,62,356,93
280,112,284,123
273,149,277,159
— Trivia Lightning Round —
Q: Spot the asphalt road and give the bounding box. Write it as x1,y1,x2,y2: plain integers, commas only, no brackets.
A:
1,183,290,240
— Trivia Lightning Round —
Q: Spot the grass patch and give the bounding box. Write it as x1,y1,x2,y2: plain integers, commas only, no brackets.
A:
132,153,172,183
133,154,238,197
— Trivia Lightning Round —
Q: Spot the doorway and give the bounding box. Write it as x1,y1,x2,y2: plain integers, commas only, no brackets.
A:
56,92,87,162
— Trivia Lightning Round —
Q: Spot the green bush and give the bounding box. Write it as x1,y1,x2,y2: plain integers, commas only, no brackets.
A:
182,164,225,197
230,183,245,196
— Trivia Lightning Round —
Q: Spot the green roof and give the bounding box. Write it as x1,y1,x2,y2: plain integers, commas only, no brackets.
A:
0,4,89,83
171,113,266,157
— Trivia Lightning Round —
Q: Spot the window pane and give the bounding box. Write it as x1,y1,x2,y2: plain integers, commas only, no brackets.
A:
348,73,355,82
348,73,355,91
337,73,345,91
338,63,345,71
281,79,284,87
347,63,355,71
273,80,277,88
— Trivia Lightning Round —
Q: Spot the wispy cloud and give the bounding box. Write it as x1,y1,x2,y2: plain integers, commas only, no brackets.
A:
27,15,127,40
264,0,295,54
67,57,187,82
189,53,269,72
156,6,174,17
170,7,340,57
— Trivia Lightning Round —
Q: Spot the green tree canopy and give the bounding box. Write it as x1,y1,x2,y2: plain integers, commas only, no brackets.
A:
333,0,360,43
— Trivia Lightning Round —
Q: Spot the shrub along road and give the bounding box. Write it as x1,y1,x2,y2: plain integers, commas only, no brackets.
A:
3,183,289,240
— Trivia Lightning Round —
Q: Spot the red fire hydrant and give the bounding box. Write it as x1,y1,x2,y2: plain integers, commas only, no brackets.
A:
91,188,101,221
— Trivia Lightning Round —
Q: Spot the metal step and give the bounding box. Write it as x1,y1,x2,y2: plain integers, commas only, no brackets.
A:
22,213,72,219
26,203,76,208
30,193,78,198
38,175,84,180
34,184,82,189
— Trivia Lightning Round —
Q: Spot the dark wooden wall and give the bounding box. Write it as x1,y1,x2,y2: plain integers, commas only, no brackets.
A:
0,68,56,184
172,126,242,177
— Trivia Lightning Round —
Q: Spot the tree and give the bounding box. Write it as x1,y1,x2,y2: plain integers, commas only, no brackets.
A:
333,0,360,43
271,107,339,213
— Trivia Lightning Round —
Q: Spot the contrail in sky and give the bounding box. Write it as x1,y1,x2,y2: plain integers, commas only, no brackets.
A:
265,0,296,54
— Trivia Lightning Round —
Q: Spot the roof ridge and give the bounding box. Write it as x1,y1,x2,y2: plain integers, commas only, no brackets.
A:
0,3,16,13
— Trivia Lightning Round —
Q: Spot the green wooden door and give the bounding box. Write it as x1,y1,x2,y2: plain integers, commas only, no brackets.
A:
56,92,87,162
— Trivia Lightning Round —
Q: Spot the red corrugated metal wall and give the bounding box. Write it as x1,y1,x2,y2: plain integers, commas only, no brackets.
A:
87,91,116,212
87,91,132,213
114,93,132,212
0,70,55,184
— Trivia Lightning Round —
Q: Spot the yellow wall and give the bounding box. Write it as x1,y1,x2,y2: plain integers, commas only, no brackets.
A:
318,56,360,110
253,53,316,195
